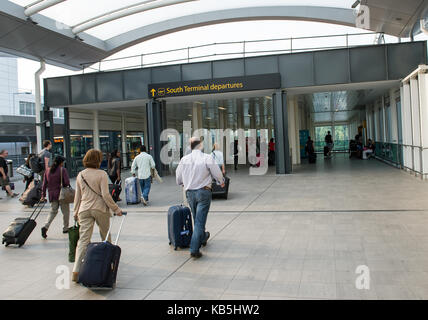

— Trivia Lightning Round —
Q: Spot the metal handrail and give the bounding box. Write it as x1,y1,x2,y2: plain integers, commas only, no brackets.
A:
80,31,386,73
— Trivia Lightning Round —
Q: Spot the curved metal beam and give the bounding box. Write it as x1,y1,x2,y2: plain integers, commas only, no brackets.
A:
24,0,66,17
105,6,357,54
72,0,198,35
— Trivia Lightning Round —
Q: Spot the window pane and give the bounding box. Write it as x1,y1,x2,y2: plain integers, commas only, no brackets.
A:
19,102,25,115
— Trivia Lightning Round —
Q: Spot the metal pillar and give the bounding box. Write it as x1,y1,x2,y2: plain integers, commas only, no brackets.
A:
273,90,291,174
63,108,74,177
146,99,166,176
41,107,54,144
121,113,128,168
35,60,45,152
93,110,100,150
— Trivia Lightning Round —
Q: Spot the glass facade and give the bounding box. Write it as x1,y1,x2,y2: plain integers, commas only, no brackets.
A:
126,132,144,166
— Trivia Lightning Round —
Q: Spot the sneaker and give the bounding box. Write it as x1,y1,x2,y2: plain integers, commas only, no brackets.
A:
142,198,148,206
41,227,47,239
202,232,210,247
190,252,203,259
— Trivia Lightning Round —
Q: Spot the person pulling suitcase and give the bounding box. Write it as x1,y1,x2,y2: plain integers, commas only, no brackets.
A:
71,149,124,283
175,137,224,259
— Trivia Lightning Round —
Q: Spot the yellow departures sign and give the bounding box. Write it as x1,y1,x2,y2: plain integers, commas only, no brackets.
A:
148,73,281,98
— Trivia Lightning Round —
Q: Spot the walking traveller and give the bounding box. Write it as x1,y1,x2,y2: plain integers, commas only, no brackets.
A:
130,146,155,206
108,150,121,184
0,150,19,198
40,140,53,181
71,149,123,282
40,156,71,238
23,154,35,190
211,143,225,175
176,137,224,258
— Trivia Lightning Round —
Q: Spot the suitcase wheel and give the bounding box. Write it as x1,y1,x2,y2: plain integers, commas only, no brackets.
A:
18,243,23,248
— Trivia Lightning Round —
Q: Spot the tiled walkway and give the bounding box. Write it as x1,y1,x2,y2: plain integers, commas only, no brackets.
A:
1,154,428,300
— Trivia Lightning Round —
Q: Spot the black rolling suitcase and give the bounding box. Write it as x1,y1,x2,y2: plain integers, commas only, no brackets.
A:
2,201,45,247
78,212,127,289
167,205,193,250
109,181,122,203
212,176,230,199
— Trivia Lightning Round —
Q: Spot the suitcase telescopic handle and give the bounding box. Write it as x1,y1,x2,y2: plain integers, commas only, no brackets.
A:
29,200,46,221
105,212,127,245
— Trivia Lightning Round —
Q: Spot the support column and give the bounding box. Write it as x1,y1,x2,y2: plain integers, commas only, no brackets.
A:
146,99,166,175
381,96,387,143
273,91,291,174
121,113,128,168
288,96,297,165
418,73,428,177
237,100,244,131
410,78,421,173
41,107,54,144
63,107,73,177
295,101,301,165
35,60,45,151
401,82,413,171
389,89,399,144
93,110,100,150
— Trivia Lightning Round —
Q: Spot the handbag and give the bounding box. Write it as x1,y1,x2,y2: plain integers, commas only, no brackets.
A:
68,222,80,263
59,167,75,204
16,164,33,178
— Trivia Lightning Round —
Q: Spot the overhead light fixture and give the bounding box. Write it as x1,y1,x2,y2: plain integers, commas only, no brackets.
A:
188,114,192,117
206,117,212,120
351,0,360,8
218,107,226,110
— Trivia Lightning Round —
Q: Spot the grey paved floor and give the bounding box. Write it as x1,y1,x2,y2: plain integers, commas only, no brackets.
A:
1,154,428,300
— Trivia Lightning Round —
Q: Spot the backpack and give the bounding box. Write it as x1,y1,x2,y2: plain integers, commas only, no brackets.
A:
29,153,45,173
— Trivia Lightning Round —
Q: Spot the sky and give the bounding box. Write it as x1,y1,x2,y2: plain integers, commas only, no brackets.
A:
8,0,428,92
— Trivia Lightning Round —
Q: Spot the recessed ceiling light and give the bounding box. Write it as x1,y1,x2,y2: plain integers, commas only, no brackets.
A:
206,117,211,120
218,107,226,110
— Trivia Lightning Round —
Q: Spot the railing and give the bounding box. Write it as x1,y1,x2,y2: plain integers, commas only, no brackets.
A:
314,140,350,153
81,32,390,73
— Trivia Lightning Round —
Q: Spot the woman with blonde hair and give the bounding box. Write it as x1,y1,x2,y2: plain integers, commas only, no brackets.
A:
72,149,123,282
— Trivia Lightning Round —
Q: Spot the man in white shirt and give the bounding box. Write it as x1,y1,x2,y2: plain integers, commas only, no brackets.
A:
176,137,224,258
131,146,156,206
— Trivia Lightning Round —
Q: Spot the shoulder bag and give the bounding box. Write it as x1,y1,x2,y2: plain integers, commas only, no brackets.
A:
59,167,75,204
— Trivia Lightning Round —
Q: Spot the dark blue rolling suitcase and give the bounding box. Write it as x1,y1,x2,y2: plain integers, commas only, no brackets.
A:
168,205,193,250
78,212,127,289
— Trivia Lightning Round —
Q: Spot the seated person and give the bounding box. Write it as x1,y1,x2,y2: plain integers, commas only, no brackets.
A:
362,139,375,160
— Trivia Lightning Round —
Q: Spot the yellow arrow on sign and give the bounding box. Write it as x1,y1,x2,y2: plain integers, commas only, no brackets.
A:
150,88,156,97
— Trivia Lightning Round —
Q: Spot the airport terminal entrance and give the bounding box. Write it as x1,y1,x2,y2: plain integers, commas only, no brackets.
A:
159,94,276,175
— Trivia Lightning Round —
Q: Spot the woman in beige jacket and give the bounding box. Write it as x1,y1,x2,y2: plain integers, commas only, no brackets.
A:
72,149,123,282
